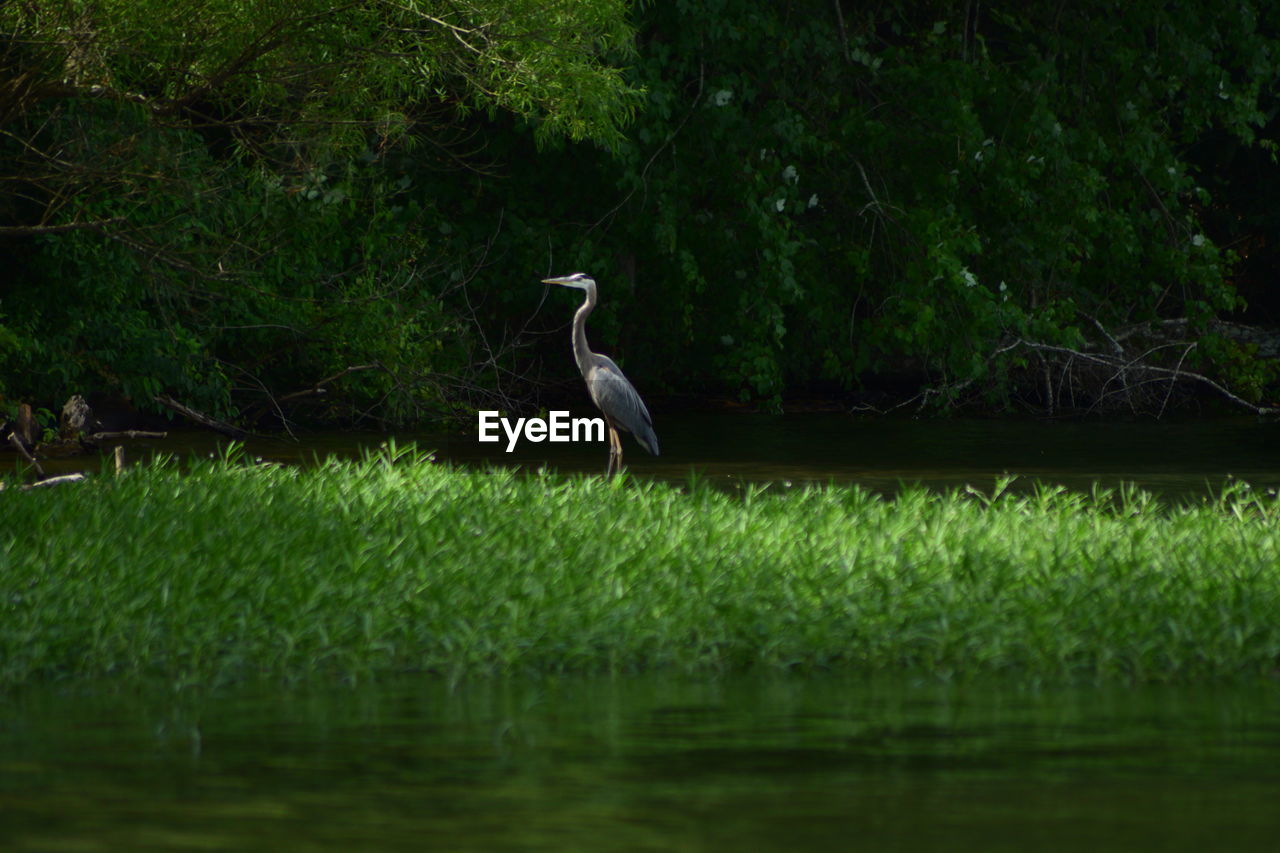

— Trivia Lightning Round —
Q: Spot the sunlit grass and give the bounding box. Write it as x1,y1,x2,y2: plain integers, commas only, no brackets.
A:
2,444,1279,686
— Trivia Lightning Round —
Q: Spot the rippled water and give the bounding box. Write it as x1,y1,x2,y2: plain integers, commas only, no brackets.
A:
3,675,1279,851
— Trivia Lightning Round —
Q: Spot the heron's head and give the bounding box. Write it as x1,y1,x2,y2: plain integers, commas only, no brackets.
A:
541,272,595,291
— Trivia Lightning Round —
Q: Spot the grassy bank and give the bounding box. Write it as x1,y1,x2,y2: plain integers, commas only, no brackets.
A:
2,446,1279,687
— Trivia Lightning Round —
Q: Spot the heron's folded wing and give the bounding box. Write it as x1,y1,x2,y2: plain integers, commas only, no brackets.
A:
587,358,659,455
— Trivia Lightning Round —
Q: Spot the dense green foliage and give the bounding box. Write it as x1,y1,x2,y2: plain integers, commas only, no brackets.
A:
0,0,638,422
489,1,1280,407
3,450,1279,686
3,2,1280,419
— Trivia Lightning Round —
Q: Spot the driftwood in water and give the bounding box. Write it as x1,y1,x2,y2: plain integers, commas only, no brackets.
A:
153,394,250,438
24,473,86,489
6,430,45,476
32,394,102,456
88,430,167,441
0,472,88,491
0,468,87,491
4,398,161,483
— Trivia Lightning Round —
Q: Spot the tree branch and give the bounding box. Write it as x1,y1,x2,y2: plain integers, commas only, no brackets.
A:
276,364,382,403
1011,338,1280,416
153,394,251,438
6,431,44,477
0,216,125,236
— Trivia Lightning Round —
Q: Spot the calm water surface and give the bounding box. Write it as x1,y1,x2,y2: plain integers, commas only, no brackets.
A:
443,413,1280,497
42,412,1280,497
3,675,1279,851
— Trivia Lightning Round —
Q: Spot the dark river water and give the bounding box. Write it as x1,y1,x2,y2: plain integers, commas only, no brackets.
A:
447,412,1280,497
8,414,1280,849
38,412,1280,498
3,675,1280,852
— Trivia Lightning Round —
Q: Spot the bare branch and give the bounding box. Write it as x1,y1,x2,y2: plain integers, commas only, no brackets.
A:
277,364,382,403
0,217,126,236
1010,338,1280,416
153,394,252,439
19,473,86,490
87,430,168,441
6,431,44,477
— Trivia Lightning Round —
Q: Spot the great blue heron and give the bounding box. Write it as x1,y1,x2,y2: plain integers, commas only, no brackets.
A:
541,273,659,475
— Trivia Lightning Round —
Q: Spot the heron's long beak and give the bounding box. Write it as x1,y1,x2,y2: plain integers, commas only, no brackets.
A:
541,276,575,286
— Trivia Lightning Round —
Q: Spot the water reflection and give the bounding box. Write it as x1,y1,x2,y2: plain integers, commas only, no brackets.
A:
2,675,1279,851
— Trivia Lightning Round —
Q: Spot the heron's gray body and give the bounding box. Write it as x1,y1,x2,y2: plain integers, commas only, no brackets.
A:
584,354,659,455
542,272,659,473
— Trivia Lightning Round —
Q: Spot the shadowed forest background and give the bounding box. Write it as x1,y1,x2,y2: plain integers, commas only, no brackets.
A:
4,1,1280,430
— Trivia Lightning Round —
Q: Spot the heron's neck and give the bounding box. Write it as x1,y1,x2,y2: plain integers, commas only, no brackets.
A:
572,283,597,374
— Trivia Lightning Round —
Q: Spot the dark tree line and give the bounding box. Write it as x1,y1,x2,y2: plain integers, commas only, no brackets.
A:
3,1,1280,429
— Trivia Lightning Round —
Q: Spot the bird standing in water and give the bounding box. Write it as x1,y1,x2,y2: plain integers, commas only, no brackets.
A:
541,273,659,476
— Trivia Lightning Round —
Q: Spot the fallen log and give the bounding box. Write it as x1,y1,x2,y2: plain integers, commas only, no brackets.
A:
26,473,86,489
153,394,250,439
88,430,168,441
6,430,45,477
0,472,87,491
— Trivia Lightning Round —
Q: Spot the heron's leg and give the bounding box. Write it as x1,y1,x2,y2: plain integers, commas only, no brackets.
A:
606,424,622,476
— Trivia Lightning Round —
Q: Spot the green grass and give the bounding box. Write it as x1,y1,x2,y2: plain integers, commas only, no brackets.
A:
2,444,1279,687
